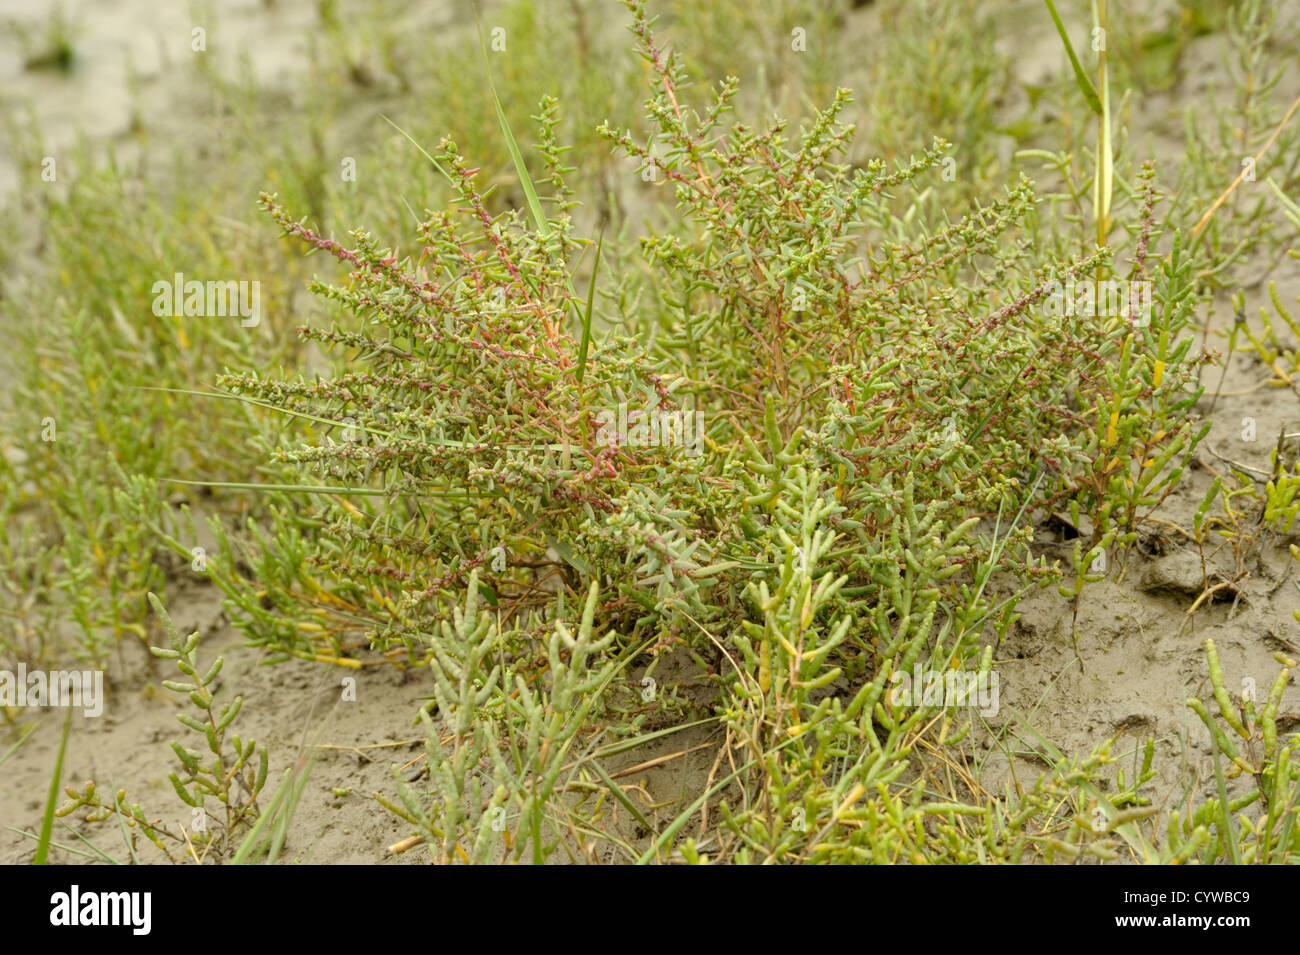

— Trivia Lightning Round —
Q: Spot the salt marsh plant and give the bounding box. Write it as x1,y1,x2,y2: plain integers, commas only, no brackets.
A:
180,0,1262,862
0,133,309,666
383,575,633,863
1175,0,1300,286
1183,640,1299,864
55,595,272,863
7,0,1299,865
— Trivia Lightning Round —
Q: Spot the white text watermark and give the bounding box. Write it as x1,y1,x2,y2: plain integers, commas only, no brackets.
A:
1044,277,1152,325
49,886,150,935
594,401,705,457
888,666,999,717
151,272,260,327
0,664,103,717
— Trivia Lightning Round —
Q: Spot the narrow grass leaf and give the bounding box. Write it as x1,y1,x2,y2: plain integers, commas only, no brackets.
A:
1043,0,1102,115
576,231,603,384
34,708,72,865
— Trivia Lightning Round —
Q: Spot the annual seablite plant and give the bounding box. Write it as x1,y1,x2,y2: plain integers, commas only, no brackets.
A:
197,0,1235,862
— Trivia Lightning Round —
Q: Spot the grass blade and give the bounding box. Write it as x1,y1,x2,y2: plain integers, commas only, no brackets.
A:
475,17,548,236
576,231,603,384
57,820,121,864
34,708,72,864
107,780,140,865
379,114,454,187
593,717,720,759
230,770,291,865
232,742,320,864
8,827,103,862
1043,0,1102,115
265,750,320,865
0,723,37,770
1207,721,1241,864
588,757,658,840
141,386,396,441
161,479,389,496
472,12,599,380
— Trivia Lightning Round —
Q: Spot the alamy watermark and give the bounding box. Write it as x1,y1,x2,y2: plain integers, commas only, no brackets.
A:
0,664,103,717
1044,277,1152,326
888,665,999,717
151,272,260,327
595,400,705,457
49,885,150,935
